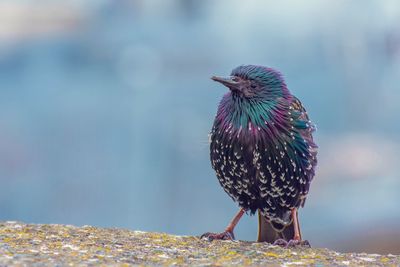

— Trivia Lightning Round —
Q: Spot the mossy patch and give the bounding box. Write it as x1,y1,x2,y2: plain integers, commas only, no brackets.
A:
0,221,398,266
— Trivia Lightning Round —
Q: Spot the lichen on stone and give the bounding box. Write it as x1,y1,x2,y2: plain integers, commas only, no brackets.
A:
0,221,398,266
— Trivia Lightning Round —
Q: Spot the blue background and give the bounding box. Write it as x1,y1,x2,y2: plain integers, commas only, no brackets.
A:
1,0,399,254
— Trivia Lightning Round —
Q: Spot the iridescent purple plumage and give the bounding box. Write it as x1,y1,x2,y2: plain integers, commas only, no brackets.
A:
206,65,317,244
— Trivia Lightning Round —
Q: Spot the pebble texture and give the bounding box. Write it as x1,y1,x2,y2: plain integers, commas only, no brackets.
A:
0,221,399,266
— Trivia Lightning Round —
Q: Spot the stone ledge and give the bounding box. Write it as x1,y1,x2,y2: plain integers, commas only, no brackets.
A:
0,221,398,266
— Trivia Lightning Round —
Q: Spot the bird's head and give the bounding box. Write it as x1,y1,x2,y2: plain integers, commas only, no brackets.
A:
212,65,289,100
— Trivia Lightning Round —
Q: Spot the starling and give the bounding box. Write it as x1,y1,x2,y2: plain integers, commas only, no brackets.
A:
201,65,317,247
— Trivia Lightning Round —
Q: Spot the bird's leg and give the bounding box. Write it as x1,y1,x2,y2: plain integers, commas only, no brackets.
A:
292,208,301,241
201,208,245,241
286,208,311,248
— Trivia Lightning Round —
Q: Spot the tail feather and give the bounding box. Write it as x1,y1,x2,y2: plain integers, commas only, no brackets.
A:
257,210,298,243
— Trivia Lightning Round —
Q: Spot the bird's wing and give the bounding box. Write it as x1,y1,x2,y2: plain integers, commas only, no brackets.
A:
288,96,318,199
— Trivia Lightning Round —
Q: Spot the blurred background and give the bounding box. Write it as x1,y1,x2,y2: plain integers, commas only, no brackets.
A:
1,0,399,254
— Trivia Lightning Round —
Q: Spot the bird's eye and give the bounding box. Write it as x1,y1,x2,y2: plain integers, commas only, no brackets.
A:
250,83,257,89
232,76,239,82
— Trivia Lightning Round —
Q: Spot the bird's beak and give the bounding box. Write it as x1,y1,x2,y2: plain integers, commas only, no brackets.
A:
211,76,240,91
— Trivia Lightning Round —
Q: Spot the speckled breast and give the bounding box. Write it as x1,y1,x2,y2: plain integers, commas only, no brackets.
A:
209,121,316,225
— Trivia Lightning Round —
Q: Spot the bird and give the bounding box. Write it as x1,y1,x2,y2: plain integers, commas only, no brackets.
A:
201,65,317,247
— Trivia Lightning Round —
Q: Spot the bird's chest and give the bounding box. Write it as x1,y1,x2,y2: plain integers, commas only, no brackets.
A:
209,125,300,188
210,129,258,186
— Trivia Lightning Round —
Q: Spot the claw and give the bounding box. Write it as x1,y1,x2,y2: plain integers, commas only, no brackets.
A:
286,239,300,247
272,239,311,248
273,238,288,247
286,239,311,248
299,240,311,248
200,231,235,241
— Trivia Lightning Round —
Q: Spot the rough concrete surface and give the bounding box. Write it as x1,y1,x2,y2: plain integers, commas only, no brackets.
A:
0,221,399,266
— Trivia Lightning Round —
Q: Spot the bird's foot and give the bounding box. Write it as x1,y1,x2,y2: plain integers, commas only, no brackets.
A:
272,239,311,248
272,239,288,247
200,231,235,241
286,239,311,248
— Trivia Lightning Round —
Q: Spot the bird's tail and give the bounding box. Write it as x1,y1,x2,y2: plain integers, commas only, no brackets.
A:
257,210,298,243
